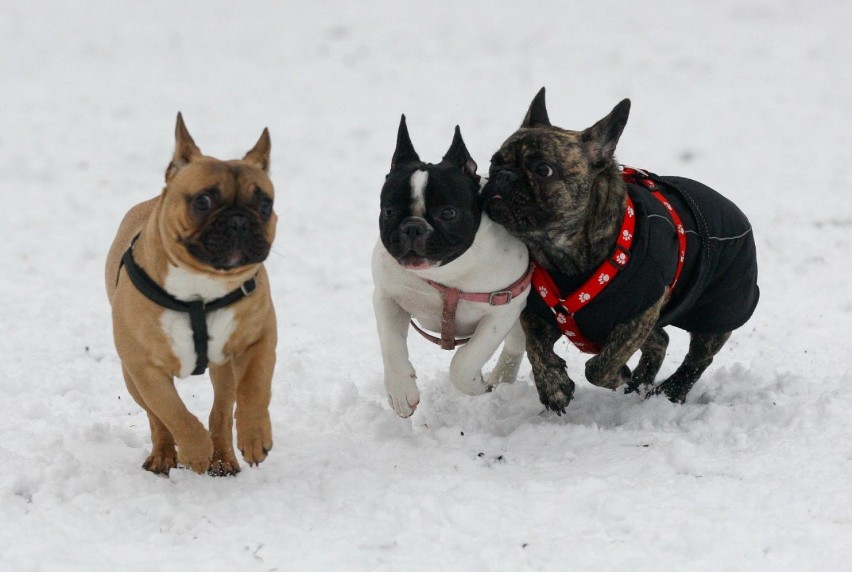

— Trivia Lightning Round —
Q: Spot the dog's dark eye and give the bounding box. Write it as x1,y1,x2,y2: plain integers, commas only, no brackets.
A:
382,206,397,219
535,163,554,178
440,207,458,221
193,193,212,212
258,197,273,218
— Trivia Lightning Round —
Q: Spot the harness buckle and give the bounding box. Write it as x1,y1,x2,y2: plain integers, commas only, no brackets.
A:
488,291,513,306
611,244,630,267
240,278,256,297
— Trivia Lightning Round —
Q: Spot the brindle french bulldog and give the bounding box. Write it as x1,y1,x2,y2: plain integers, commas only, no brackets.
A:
483,88,758,412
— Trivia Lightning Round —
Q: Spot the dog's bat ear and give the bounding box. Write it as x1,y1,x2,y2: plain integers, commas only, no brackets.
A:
442,125,478,179
166,112,202,182
243,128,271,172
521,87,551,128
581,98,631,170
391,114,420,169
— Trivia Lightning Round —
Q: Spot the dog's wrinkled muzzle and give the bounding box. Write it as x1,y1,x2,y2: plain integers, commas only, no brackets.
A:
494,168,522,186
396,216,436,270
483,168,522,203
187,208,270,270
398,216,433,255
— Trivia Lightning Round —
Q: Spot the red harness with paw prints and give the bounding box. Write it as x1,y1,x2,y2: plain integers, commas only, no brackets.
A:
531,167,687,354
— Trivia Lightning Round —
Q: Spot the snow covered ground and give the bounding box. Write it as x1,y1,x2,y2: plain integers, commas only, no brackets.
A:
1,1,851,570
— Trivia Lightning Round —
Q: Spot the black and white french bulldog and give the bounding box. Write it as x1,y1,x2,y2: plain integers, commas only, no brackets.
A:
372,116,531,418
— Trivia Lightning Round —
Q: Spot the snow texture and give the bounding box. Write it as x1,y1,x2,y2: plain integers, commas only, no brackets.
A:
1,2,851,570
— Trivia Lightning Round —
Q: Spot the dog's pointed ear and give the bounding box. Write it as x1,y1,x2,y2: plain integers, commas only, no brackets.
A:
442,125,478,178
166,112,202,182
243,127,271,172
521,87,551,128
391,114,420,169
581,98,631,170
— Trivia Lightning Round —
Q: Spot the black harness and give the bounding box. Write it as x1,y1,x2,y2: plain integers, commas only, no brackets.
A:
118,237,256,375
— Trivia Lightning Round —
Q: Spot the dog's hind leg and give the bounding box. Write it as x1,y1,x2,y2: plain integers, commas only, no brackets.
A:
647,331,731,403
625,327,669,394
521,308,576,415
486,319,526,387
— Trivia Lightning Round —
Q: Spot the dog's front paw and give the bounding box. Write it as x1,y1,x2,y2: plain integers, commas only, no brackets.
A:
208,449,241,477
176,432,214,475
451,371,489,396
142,450,178,475
533,371,575,415
585,357,631,390
386,374,421,418
236,417,273,467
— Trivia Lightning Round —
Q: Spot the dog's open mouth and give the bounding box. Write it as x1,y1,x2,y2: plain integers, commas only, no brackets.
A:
218,248,248,270
400,253,434,271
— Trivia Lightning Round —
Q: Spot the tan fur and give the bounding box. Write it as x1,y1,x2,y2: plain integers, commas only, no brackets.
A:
106,114,277,476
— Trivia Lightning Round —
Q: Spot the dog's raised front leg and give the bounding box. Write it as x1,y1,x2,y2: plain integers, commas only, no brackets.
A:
585,293,666,389
449,312,519,395
208,362,240,476
647,331,731,403
232,320,276,467
124,363,213,474
624,326,669,394
485,318,526,387
521,307,576,415
373,289,420,417
121,365,178,475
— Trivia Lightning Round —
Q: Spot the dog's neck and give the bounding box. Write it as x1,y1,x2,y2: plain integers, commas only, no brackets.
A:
530,168,626,277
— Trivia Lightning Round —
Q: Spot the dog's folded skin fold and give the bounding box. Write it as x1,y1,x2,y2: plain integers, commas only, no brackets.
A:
372,116,530,418
106,113,278,476
483,88,758,409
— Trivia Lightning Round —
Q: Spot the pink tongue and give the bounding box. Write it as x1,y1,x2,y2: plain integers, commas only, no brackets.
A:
405,259,431,270
227,251,243,267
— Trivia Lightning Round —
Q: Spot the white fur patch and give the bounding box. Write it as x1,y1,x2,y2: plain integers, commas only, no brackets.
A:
410,170,428,216
160,265,238,378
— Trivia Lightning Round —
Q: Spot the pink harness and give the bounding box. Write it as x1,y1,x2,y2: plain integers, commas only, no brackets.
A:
411,263,534,350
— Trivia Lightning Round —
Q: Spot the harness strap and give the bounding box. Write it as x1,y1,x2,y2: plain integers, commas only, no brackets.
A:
411,261,534,350
532,194,636,354
119,237,256,375
622,167,687,289
531,167,687,354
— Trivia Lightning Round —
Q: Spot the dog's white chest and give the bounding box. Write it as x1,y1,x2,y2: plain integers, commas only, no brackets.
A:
159,266,238,378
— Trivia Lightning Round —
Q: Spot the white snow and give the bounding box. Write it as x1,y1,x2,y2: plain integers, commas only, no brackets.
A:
1,1,851,570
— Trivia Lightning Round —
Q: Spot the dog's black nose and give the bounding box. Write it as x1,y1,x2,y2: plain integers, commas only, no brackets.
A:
399,217,432,239
228,214,250,235
495,169,521,185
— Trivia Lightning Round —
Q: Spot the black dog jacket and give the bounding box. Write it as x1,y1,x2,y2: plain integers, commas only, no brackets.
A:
528,172,759,347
